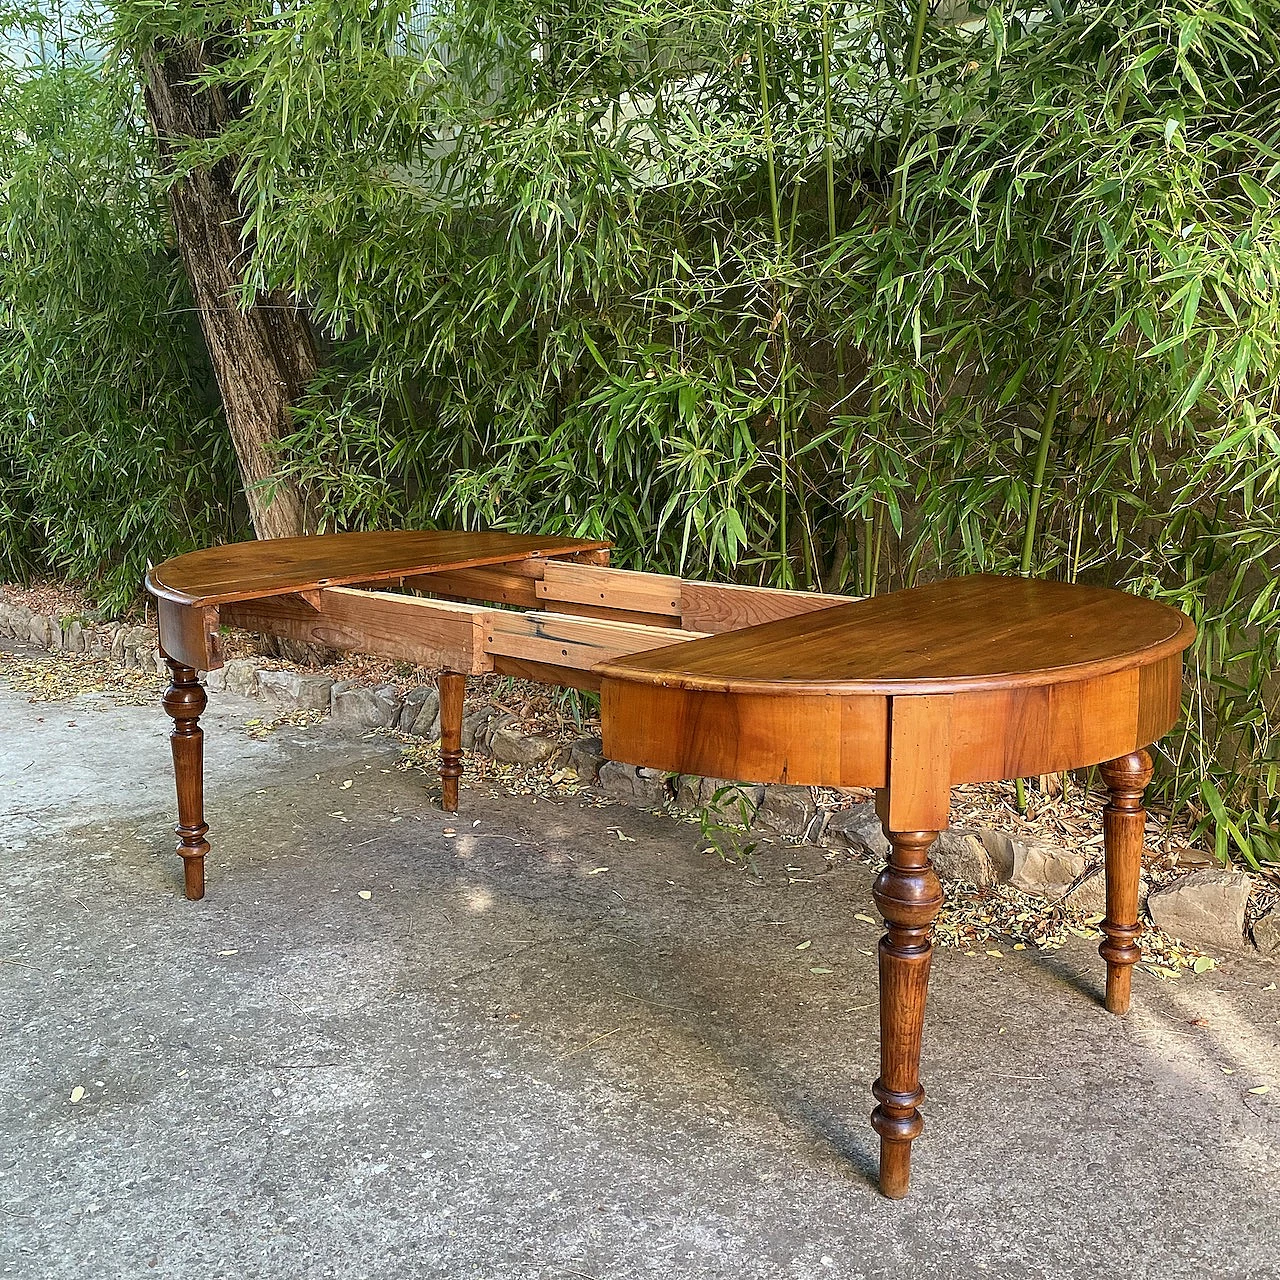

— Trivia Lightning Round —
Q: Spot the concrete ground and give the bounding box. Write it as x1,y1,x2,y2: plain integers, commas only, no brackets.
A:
1,638,1277,1280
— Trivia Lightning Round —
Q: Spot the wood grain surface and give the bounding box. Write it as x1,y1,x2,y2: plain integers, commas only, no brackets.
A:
596,574,1193,695
678,578,847,633
600,682,890,787
223,588,495,674
147,530,612,607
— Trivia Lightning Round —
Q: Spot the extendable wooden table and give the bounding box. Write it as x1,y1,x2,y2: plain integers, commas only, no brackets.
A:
146,530,1196,1197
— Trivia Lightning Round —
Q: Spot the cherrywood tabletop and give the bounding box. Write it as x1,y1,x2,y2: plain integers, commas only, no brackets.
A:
595,574,1194,695
146,530,612,608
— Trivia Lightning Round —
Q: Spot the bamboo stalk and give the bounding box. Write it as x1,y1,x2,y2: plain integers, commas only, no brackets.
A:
862,0,933,596
1014,326,1074,815
1019,330,1073,576
821,4,845,391
756,17,794,586
889,0,931,230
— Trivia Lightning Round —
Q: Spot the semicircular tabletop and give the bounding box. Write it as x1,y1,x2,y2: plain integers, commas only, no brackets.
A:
595,574,1194,696
147,530,612,608
595,575,1196,795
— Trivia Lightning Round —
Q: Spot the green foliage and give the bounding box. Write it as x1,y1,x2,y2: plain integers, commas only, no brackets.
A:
693,781,761,868
19,0,1268,866
0,2,243,612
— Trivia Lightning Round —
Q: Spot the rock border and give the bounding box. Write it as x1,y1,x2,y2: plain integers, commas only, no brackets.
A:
0,596,165,674
2,589,1272,958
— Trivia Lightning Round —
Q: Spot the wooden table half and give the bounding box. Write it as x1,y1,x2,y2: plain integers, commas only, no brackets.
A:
146,530,1196,1199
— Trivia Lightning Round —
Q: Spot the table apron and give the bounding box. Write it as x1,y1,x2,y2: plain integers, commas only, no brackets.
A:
601,655,1183,792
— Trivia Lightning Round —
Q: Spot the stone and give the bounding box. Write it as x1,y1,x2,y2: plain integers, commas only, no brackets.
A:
461,706,497,751
1011,840,1087,898
1148,869,1252,952
1253,911,1280,955
203,666,227,692
976,830,1086,897
821,801,890,859
375,684,404,722
752,785,822,840
64,621,84,654
118,625,154,662
330,682,400,731
1059,866,1154,918
490,726,560,766
109,626,126,662
633,766,673,807
481,712,517,752
674,775,764,826
0,603,24,637
979,830,1017,881
1062,866,1108,916
257,669,334,712
117,625,155,668
397,686,438,732
930,828,995,887
1175,846,1218,871
568,736,605,783
412,703,442,741
28,616,55,649
221,659,261,698
596,761,671,808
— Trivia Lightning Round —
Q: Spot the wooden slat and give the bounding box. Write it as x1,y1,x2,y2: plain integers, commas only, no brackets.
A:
549,599,685,629
222,587,495,674
484,611,703,673
555,547,611,567
537,561,683,618
679,580,848,634
411,560,683,626
405,563,544,609
491,655,604,694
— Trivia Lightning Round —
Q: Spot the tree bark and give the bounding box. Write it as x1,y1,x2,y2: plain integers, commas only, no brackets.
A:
139,38,317,541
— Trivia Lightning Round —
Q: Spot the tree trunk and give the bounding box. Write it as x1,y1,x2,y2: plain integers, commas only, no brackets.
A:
139,38,317,541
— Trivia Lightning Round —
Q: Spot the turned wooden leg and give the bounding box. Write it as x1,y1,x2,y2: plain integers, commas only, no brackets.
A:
162,659,210,901
871,829,944,1199
1099,748,1154,1015
438,671,465,813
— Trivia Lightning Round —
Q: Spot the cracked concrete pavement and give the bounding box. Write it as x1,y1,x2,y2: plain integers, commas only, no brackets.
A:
1,637,1277,1279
